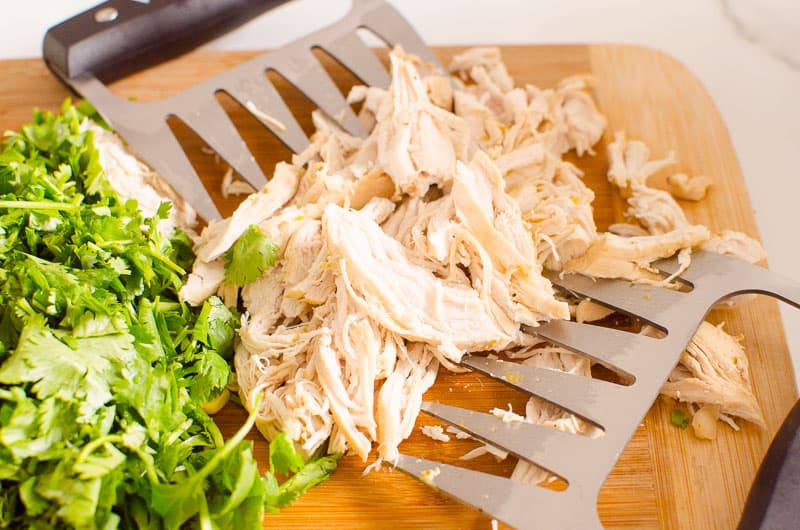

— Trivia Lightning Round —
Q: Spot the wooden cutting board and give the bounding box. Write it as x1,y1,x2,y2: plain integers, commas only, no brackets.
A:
1,45,796,529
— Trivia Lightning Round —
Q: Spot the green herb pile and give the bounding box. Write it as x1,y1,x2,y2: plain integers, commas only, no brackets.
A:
0,102,338,528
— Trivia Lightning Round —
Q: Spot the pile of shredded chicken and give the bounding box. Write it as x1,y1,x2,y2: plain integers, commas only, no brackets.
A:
177,47,765,480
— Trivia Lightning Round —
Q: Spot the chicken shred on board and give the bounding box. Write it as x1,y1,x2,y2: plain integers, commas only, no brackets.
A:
171,47,767,475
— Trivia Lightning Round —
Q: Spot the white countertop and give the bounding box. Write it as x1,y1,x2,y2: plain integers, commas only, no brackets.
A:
7,0,800,385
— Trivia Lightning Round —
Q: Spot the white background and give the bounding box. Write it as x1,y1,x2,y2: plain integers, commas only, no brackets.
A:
4,0,800,385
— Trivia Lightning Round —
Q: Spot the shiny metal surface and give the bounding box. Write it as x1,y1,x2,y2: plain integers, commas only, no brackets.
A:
396,250,800,529
59,0,438,220
396,454,602,530
461,355,624,429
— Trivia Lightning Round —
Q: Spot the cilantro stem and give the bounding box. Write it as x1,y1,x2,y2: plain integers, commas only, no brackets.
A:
96,239,136,248
76,435,124,464
149,248,186,276
154,300,181,312
192,393,262,484
0,200,78,211
77,434,161,484
198,495,213,530
129,445,160,484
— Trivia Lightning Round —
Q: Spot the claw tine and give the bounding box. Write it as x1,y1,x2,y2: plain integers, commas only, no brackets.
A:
395,454,600,530
527,320,671,376
173,92,267,190
547,272,685,327
461,355,625,429
323,31,391,88
114,120,220,221
421,402,601,480
359,2,444,71
223,70,310,154
267,48,363,137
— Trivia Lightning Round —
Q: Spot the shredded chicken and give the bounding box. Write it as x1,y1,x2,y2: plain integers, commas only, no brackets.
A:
666,173,713,201
491,403,527,424
662,322,764,428
419,466,441,486
459,444,510,461
704,229,767,264
177,46,766,466
575,299,614,323
445,425,472,440
420,425,450,442
195,162,300,262
221,166,257,198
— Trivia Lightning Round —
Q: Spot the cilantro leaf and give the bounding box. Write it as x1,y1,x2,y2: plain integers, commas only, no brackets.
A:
671,409,689,429
267,454,341,509
263,434,341,513
193,296,237,359
224,224,279,286
189,350,232,405
268,432,305,475
206,297,237,358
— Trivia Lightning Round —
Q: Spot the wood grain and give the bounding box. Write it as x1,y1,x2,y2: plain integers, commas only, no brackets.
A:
0,45,795,529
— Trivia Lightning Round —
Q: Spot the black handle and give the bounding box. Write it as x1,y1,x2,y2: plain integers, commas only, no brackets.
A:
738,398,800,530
43,0,291,82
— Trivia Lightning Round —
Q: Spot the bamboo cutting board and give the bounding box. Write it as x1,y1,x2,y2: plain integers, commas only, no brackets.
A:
0,45,796,529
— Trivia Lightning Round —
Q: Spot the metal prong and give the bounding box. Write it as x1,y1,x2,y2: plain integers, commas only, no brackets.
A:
655,249,739,282
461,355,624,429
529,320,665,376
116,121,220,221
421,402,600,480
657,250,800,309
173,92,267,190
323,31,391,88
394,454,603,530
359,1,445,72
223,73,310,154
269,49,363,136
548,272,685,327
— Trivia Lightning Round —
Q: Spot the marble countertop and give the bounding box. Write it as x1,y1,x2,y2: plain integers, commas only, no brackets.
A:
6,0,800,385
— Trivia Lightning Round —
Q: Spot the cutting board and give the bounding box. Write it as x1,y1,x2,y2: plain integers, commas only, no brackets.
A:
0,45,796,529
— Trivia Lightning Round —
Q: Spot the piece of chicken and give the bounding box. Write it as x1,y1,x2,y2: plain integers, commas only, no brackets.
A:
323,203,513,364
194,162,300,262
565,227,709,282
452,152,570,323
373,49,470,197
662,321,765,427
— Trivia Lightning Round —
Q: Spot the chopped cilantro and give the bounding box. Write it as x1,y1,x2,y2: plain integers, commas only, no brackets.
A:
264,433,341,513
0,101,336,528
224,224,279,286
671,409,689,429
